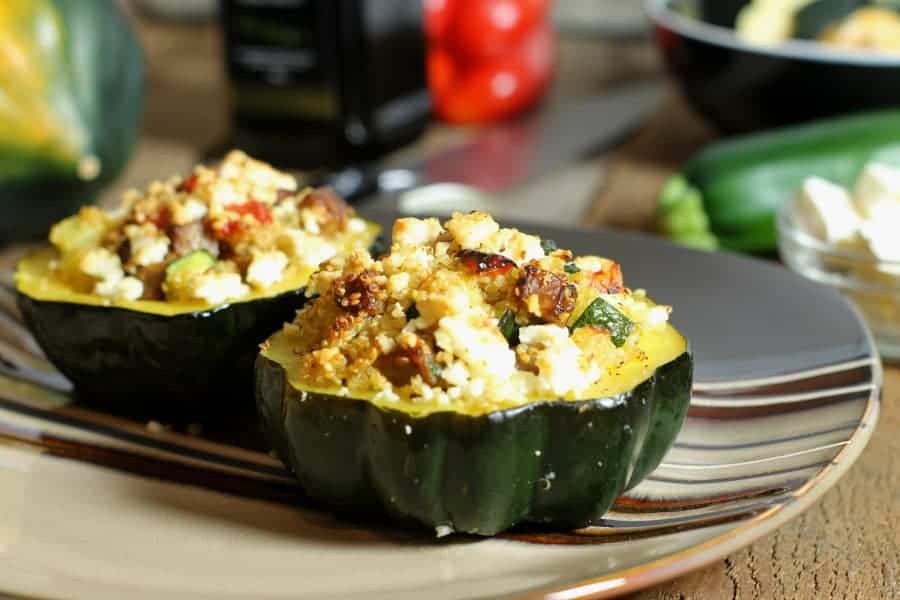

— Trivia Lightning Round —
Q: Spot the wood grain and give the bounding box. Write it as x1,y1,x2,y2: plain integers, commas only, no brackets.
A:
624,370,899,600
596,97,900,600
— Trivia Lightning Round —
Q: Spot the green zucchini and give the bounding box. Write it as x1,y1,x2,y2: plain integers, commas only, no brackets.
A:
255,321,692,536
498,309,520,346
657,110,900,253
570,297,633,347
164,250,216,282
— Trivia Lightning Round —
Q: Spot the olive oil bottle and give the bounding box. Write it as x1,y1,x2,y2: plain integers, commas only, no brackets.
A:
221,0,429,168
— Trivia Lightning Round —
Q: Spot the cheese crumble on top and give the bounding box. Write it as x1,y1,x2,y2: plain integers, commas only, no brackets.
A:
47,150,371,305
273,212,672,407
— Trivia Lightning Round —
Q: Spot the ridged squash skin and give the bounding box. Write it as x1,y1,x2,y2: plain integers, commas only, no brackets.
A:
18,285,309,422
255,350,692,536
15,230,384,419
0,0,144,242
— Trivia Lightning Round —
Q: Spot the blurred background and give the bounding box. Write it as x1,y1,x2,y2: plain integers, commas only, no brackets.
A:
116,0,670,228
3,0,900,239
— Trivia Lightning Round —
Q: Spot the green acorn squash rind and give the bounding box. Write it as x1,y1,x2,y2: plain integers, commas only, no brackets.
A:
17,286,310,418
255,351,693,536
15,230,386,418
0,0,144,242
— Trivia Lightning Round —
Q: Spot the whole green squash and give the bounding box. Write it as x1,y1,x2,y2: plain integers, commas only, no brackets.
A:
0,0,145,241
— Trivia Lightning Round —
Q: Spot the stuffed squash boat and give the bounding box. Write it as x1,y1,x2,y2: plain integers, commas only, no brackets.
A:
256,212,692,536
16,150,380,412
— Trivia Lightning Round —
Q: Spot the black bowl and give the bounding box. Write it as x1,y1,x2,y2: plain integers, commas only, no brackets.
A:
646,0,900,133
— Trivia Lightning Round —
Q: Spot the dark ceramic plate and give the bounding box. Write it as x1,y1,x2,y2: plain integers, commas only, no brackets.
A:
0,215,882,599
647,0,900,133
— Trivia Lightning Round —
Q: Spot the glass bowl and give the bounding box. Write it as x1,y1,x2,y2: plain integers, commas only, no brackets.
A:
776,196,900,361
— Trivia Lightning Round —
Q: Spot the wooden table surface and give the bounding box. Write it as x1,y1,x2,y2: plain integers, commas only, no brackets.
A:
118,14,900,599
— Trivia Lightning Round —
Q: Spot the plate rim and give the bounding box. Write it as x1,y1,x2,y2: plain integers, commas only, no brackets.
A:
0,225,884,599
516,300,882,599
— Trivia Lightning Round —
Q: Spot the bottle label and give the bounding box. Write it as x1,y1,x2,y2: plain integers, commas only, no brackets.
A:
224,0,337,121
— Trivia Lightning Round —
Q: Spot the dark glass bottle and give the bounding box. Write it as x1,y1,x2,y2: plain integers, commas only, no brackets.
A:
220,0,430,169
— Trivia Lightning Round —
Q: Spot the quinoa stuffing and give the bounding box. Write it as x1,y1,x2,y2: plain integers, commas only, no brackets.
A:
42,150,376,306
267,212,678,413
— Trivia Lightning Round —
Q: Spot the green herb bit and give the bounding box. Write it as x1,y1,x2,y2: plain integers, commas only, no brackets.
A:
498,309,520,346
540,238,558,254
427,357,442,382
404,304,420,321
570,297,633,347
369,234,390,258
564,262,580,274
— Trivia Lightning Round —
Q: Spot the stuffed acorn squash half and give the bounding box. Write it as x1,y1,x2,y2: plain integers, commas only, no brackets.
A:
16,150,380,414
256,212,692,536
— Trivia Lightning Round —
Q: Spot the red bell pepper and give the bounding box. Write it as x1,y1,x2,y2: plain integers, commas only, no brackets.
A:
426,0,556,124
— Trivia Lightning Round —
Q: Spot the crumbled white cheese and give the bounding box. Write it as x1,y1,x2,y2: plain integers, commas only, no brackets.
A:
793,177,860,244
644,305,671,328
392,217,443,246
170,198,208,225
390,302,406,320
79,248,123,282
278,230,337,268
415,282,471,324
373,387,400,403
574,256,610,272
246,251,288,289
860,220,900,264
434,241,451,260
348,217,368,233
445,211,499,249
125,224,170,266
853,163,900,220
299,208,321,234
441,361,470,386
481,228,545,263
209,180,241,208
95,276,144,301
518,324,570,346
463,378,485,399
191,273,249,304
519,324,586,396
117,276,145,301
375,333,397,354
272,200,298,222
435,314,516,381
735,0,813,46
388,273,410,295
796,164,900,273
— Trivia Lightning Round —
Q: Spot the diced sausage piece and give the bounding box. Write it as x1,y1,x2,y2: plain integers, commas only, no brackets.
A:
176,174,198,194
515,263,577,325
170,221,220,258
117,238,132,265
590,262,624,294
300,187,353,234
457,249,516,276
276,188,296,202
375,337,440,387
404,339,440,386
138,262,167,300
333,269,387,316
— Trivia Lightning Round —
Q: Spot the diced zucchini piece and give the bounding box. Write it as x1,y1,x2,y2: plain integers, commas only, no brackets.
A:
570,297,634,347
165,250,216,284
